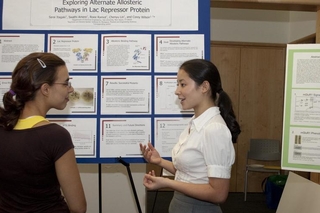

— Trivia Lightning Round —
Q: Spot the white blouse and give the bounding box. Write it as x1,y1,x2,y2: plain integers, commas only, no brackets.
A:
172,107,235,184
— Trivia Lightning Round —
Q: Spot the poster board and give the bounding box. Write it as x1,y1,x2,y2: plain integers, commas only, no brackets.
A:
277,172,320,213
281,44,320,172
0,0,211,163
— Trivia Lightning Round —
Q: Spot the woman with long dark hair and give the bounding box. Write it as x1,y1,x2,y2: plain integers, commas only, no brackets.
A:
140,59,240,213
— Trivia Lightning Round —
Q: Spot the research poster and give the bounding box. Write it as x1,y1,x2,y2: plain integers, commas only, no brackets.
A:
282,44,320,172
0,0,210,162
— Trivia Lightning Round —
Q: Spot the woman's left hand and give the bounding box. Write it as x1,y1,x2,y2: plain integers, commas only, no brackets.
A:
143,170,167,190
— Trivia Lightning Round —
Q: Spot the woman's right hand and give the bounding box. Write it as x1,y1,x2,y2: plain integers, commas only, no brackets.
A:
139,142,162,165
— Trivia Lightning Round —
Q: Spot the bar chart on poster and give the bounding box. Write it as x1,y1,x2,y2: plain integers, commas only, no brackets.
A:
0,0,211,163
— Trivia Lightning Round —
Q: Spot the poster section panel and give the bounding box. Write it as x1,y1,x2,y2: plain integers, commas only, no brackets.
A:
100,34,151,73
0,34,45,72
154,34,205,73
154,117,190,158
154,75,193,114
48,34,98,72
50,118,97,158
48,76,97,115
100,75,151,115
100,118,151,158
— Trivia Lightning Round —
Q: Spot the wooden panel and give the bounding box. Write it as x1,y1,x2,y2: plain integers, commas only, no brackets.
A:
212,0,320,5
211,45,241,192
310,173,320,183
317,8,320,43
211,1,318,11
210,43,288,192
211,0,319,11
238,46,286,192
210,45,241,115
211,45,240,192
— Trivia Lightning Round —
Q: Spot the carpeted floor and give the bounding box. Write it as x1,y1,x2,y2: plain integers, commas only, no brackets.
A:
147,191,276,213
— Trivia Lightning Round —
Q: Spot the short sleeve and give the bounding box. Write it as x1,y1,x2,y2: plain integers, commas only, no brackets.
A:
202,123,235,179
41,124,74,162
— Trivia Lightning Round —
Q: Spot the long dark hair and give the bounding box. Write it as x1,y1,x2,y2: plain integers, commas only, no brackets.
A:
179,59,241,143
0,52,65,130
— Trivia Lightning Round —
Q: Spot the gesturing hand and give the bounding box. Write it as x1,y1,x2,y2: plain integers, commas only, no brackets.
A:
143,170,168,190
139,142,162,165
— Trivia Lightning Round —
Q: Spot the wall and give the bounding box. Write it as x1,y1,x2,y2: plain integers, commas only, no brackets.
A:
211,8,290,43
79,163,146,213
78,9,317,213
211,8,316,43
288,11,317,42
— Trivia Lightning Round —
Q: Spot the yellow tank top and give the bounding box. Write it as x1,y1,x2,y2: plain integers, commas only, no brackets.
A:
14,116,49,130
